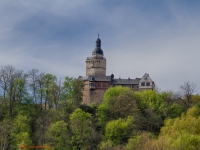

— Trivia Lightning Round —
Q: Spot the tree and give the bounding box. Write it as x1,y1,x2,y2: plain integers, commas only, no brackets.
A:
7,70,29,116
50,78,62,109
37,72,45,110
0,65,15,100
42,73,57,109
99,140,113,150
10,115,33,149
97,86,137,129
12,78,28,102
34,110,55,146
45,121,70,150
180,81,198,109
61,77,84,107
161,91,185,119
70,108,93,150
191,94,200,105
28,69,39,104
133,90,166,132
125,132,155,150
104,116,134,145
0,119,12,150
153,106,200,150
0,65,16,116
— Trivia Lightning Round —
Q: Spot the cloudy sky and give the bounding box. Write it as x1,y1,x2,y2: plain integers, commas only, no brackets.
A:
0,0,200,92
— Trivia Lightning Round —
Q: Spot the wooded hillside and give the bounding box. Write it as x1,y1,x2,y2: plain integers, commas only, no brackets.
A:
0,65,200,150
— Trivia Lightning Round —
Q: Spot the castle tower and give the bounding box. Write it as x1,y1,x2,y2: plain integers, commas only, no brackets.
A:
86,35,106,76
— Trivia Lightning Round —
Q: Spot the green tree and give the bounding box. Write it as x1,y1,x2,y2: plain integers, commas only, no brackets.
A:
134,90,166,132
125,132,154,150
61,77,84,107
0,98,9,120
12,78,27,102
134,90,166,115
70,108,93,150
45,121,70,150
104,116,134,145
97,86,137,129
168,102,184,118
10,114,33,149
153,106,200,150
42,74,57,109
191,94,200,105
99,139,113,150
161,91,185,119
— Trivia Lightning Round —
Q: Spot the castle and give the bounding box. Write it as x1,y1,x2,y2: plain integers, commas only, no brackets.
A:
79,36,155,105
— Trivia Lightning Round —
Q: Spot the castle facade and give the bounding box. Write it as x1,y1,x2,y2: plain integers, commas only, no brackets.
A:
79,36,155,105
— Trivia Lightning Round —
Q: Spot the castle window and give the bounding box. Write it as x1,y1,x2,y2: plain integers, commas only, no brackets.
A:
98,83,101,87
141,82,145,86
146,82,150,86
103,83,106,87
90,82,96,89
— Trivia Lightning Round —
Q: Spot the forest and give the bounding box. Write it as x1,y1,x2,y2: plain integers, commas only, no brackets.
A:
0,65,200,150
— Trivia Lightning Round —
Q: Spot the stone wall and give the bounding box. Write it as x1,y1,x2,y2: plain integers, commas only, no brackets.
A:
89,89,106,104
82,81,90,105
86,58,106,76
82,81,107,105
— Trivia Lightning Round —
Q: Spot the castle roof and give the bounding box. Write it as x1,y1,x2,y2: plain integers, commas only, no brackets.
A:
79,75,141,85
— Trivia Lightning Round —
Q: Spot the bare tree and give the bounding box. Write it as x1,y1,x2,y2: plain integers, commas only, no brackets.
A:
28,69,39,104
0,65,15,100
8,70,27,116
51,78,62,109
37,72,45,110
0,65,17,116
180,81,198,108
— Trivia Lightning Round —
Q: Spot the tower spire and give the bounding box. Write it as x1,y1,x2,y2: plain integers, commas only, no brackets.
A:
95,34,101,48
92,34,103,55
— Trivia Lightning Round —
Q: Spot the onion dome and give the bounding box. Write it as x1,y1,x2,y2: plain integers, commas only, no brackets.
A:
92,34,104,55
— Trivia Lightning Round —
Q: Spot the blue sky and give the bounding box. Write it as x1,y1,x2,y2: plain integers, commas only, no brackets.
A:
0,0,200,92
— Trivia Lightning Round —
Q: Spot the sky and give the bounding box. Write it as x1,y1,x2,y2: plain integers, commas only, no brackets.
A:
0,0,200,92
